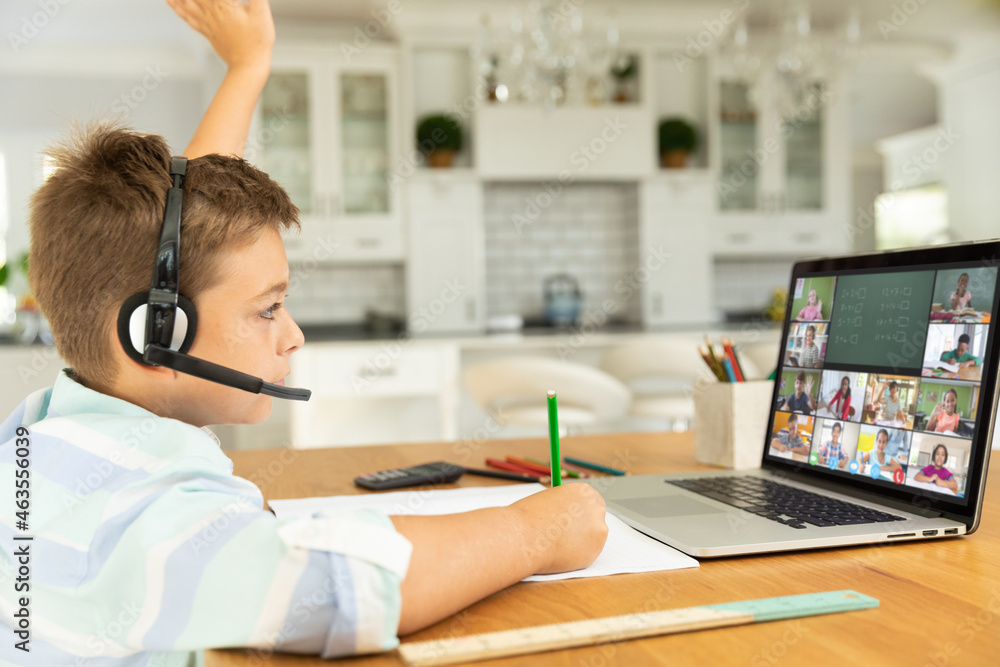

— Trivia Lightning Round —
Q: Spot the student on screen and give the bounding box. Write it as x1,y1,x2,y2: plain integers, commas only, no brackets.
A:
817,422,849,470
927,389,962,434
797,289,824,321
913,444,959,492
770,413,811,456
798,325,822,369
940,333,981,369
950,273,972,311
875,379,904,422
860,428,903,475
782,371,817,415
826,376,852,421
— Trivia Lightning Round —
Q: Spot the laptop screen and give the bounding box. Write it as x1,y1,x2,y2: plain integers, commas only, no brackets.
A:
764,251,999,515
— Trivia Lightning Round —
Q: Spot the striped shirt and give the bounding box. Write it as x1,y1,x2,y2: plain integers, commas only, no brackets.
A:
798,344,820,368
0,371,410,666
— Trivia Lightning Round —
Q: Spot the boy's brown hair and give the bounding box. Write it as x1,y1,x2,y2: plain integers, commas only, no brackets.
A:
28,123,299,392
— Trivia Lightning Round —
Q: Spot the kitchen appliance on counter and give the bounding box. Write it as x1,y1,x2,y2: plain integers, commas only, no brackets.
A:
543,274,583,326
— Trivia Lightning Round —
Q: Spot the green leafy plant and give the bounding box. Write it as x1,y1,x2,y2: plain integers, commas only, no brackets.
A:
658,118,698,154
0,252,28,290
416,114,464,154
610,54,638,80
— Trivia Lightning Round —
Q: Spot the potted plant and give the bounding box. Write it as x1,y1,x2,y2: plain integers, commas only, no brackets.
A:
658,118,698,168
416,114,464,168
610,54,638,103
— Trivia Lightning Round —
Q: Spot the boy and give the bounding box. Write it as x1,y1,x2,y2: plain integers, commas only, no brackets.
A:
770,413,810,456
0,1,608,665
782,371,816,415
940,333,981,370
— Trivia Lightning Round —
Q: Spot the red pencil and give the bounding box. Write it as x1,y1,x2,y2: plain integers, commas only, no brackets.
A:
723,338,745,382
505,456,553,476
486,458,539,476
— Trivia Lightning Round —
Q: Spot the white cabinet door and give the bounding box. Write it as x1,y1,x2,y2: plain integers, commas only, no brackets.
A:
640,176,714,325
406,176,485,333
252,45,403,264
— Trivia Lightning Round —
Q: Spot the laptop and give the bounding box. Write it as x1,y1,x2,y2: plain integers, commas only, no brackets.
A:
585,239,999,557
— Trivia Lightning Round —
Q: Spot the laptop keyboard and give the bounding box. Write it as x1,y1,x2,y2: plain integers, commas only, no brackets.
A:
669,476,907,530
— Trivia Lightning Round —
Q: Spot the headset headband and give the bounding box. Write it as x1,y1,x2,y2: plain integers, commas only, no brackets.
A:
145,156,187,351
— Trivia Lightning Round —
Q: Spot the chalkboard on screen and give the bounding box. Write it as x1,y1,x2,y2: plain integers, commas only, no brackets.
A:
825,271,936,370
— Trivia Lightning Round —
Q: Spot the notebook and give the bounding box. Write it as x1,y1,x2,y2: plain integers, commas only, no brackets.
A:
586,240,999,557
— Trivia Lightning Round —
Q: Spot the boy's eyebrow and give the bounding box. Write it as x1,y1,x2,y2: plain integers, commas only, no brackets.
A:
252,281,288,301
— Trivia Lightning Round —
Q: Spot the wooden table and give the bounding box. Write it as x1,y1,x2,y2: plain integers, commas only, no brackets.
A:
206,433,1000,667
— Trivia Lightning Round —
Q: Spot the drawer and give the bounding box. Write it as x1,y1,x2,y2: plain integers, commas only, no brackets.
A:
294,343,456,398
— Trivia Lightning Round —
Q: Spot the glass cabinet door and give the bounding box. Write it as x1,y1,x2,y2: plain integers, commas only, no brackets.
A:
339,73,390,215
259,72,313,214
784,83,824,211
718,81,757,211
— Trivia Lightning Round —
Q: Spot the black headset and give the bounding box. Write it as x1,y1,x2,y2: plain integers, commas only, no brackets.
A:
116,156,311,401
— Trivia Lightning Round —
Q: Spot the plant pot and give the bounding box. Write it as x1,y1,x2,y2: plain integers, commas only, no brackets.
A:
427,150,456,168
660,150,690,169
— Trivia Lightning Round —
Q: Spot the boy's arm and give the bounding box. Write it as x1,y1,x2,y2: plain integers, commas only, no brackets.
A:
169,0,275,158
390,484,608,635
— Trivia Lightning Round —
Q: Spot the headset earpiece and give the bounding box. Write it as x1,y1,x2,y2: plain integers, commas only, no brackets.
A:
117,291,198,365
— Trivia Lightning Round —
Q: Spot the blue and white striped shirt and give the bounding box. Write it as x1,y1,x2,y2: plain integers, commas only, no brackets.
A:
0,371,410,666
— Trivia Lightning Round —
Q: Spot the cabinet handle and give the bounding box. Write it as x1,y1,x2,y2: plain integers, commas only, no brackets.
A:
793,232,818,244
466,299,476,322
356,238,381,248
727,233,752,244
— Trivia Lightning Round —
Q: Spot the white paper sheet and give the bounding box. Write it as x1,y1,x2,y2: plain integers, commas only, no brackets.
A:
269,484,699,581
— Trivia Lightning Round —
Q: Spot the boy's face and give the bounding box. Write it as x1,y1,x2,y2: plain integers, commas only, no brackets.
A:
175,228,303,426
957,341,969,356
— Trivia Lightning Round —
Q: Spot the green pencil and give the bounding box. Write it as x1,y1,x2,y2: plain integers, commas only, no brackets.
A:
547,390,561,487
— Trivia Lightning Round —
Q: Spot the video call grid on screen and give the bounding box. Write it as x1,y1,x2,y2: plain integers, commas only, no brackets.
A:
766,262,999,508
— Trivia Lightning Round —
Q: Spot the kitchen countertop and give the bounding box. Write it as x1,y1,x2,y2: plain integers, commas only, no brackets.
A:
297,320,782,348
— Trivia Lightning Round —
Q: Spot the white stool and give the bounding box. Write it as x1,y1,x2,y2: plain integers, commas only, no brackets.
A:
463,357,631,434
599,340,708,431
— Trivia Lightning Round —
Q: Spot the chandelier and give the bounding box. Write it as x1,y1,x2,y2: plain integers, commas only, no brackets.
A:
473,1,629,108
720,2,861,119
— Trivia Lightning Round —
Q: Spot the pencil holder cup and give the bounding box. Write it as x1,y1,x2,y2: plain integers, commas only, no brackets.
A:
694,380,775,470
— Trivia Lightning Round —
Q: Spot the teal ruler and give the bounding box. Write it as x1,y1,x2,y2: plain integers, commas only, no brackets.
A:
399,590,878,667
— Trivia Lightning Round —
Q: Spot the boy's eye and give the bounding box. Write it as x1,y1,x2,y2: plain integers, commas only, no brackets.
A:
259,302,283,320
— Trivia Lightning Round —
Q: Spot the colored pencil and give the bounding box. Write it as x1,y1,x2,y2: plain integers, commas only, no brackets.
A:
722,338,744,382
722,358,737,383
547,390,561,487
462,467,543,484
726,337,747,381
698,345,727,382
524,455,585,478
486,458,540,476
506,456,561,477
564,456,627,476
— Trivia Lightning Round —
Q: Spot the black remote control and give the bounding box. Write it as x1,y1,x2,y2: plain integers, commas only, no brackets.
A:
354,461,464,491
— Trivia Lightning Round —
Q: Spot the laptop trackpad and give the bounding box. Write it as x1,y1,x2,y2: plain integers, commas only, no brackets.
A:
617,496,727,518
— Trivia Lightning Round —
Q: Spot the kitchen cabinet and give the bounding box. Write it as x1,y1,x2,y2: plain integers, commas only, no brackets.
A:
640,174,714,325
708,63,851,258
406,173,485,333
252,44,403,263
475,106,655,180
289,341,460,447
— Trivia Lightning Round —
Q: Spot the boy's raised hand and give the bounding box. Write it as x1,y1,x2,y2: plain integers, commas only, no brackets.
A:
171,0,275,158
168,0,275,73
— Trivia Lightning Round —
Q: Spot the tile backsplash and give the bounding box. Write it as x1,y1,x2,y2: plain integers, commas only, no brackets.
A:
287,263,405,324
483,182,642,322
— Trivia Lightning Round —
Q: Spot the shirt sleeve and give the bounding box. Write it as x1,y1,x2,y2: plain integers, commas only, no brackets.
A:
28,464,411,661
